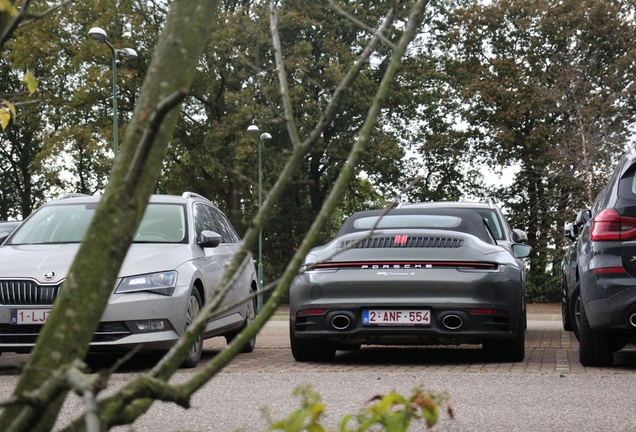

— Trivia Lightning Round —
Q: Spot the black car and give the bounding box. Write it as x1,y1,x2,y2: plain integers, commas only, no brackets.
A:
289,203,532,363
562,149,636,366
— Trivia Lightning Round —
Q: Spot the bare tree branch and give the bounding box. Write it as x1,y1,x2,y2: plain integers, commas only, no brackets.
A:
172,0,428,405
327,0,397,50
125,90,187,188
0,0,32,51
1,0,74,51
269,5,302,148
300,175,423,273
10,1,429,430
18,0,74,28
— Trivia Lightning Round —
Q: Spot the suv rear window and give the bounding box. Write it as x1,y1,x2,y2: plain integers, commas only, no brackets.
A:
618,164,636,199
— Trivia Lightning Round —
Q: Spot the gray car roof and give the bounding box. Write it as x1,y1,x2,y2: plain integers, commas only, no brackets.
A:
400,201,495,209
46,193,215,206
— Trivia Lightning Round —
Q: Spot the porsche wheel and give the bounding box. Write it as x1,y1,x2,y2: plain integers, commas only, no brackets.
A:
483,325,525,363
290,330,336,362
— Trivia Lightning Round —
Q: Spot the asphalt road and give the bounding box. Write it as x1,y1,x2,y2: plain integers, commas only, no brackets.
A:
2,305,636,431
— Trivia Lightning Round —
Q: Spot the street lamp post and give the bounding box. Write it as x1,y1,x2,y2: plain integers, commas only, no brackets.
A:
89,27,138,157
248,125,272,312
320,157,333,238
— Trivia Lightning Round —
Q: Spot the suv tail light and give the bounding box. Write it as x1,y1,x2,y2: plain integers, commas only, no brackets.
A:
590,209,636,241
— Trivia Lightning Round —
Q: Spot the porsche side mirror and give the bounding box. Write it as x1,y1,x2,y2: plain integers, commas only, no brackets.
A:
513,243,532,259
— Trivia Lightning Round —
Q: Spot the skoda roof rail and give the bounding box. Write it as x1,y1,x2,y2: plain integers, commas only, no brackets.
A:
181,191,210,202
57,193,92,200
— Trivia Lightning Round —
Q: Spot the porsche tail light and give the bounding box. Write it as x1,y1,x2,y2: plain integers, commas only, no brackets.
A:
470,308,508,316
297,309,326,317
590,209,636,241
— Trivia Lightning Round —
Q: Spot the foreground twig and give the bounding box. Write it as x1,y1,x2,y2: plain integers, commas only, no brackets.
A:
125,90,187,187
59,2,428,430
300,175,423,273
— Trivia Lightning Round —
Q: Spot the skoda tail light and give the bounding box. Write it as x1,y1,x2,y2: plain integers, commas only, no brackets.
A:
590,209,636,241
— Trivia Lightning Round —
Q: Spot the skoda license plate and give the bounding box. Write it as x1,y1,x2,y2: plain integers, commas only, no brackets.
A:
362,309,431,325
11,309,51,325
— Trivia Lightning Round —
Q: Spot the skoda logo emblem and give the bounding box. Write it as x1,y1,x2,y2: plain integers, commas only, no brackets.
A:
43,271,56,281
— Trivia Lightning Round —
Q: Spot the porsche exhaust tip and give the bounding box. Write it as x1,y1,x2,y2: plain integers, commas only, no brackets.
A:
442,314,463,330
331,315,351,330
629,313,636,328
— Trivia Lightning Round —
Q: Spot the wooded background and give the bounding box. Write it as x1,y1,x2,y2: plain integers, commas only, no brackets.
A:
2,0,636,302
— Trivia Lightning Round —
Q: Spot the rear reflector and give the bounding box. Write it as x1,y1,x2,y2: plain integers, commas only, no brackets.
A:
297,309,327,317
592,267,626,274
470,308,508,316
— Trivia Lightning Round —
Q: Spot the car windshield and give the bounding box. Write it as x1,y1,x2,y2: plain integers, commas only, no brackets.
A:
8,203,187,245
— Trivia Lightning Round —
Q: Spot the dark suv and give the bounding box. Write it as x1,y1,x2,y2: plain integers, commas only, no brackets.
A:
562,149,636,366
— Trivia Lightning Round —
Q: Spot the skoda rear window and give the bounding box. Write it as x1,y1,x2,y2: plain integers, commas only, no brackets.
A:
353,215,462,230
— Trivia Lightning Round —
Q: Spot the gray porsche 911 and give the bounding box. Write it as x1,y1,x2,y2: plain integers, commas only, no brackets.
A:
289,205,532,363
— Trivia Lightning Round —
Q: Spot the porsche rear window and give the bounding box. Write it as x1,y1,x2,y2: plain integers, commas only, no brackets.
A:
337,208,495,244
353,215,462,230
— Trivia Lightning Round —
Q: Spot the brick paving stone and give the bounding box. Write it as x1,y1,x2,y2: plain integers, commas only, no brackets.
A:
207,311,636,375
3,305,636,376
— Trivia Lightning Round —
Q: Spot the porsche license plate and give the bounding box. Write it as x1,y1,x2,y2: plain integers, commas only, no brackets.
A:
362,309,431,325
10,309,51,325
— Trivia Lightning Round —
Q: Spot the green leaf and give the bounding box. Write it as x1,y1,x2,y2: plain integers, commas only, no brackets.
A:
0,0,17,14
3,100,16,117
374,393,404,416
287,409,309,432
23,72,38,94
0,106,11,130
338,413,355,432
309,402,325,421
422,405,438,428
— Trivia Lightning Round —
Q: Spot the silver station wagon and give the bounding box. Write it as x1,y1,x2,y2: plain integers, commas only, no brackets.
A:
0,192,257,367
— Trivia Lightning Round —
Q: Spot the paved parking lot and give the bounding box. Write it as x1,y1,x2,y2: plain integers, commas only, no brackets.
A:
2,304,636,374
4,304,636,432
199,304,636,374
